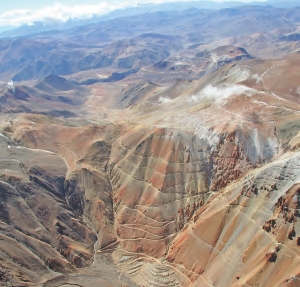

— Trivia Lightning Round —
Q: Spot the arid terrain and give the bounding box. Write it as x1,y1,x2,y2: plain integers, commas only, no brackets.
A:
0,2,300,287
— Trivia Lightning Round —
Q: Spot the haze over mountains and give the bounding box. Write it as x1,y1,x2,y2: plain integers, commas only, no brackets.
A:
1,4,300,84
0,0,299,39
0,1,300,287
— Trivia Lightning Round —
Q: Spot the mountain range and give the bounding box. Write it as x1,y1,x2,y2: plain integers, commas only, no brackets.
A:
0,1,300,287
0,0,299,39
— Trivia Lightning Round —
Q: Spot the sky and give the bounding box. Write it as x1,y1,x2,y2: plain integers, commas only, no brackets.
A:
0,0,267,28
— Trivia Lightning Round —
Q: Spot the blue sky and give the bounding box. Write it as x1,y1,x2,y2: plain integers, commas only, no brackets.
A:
0,0,266,27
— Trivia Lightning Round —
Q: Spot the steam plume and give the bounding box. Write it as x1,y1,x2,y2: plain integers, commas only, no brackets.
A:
7,80,15,93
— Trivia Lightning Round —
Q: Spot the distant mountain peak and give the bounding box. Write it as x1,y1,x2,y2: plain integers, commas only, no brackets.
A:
35,74,79,92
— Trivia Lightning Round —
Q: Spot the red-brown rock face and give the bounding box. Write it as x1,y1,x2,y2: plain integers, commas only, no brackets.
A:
1,54,300,286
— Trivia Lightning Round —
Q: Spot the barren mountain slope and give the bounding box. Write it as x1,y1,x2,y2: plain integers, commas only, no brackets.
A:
0,3,300,285
0,53,300,286
0,74,89,117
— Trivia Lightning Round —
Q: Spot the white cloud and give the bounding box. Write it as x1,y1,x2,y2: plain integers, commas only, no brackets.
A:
158,96,172,104
158,84,256,105
188,84,256,103
0,0,267,27
251,74,261,84
0,3,120,27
